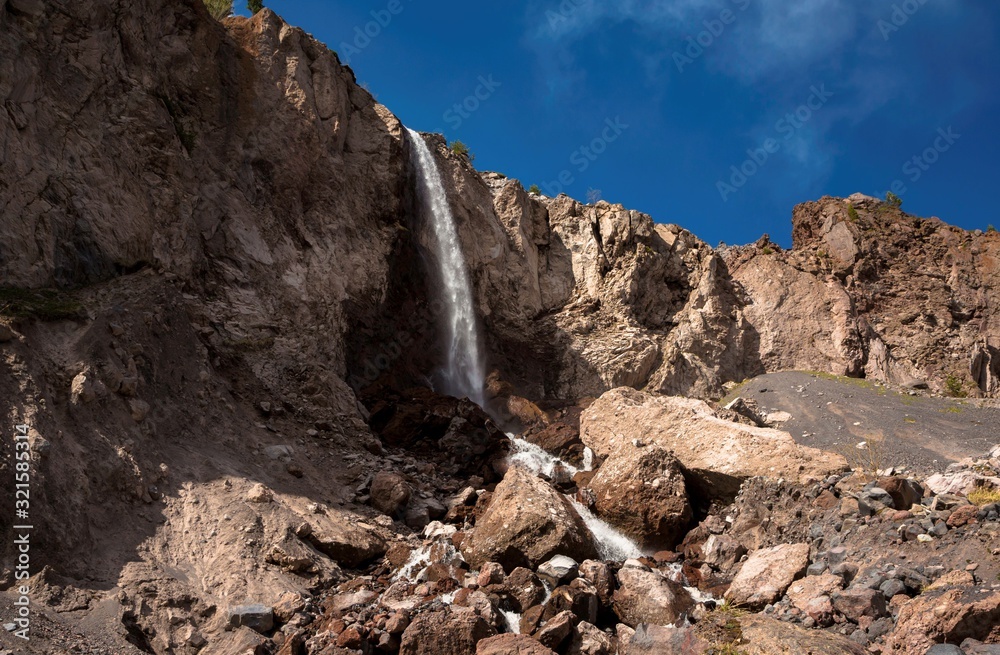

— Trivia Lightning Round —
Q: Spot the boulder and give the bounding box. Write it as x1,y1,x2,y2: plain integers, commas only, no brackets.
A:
477,562,506,587
400,607,496,655
246,483,273,504
725,543,810,610
586,446,691,549
625,624,709,654
536,610,577,650
924,471,984,496
612,565,696,628
831,587,888,622
370,471,411,517
70,371,106,405
537,555,580,587
522,419,586,467
735,613,868,654
877,476,924,510
305,512,388,567
502,567,547,612
580,388,847,499
700,534,747,572
476,634,556,655
462,466,598,570
787,574,843,625
226,604,274,633
568,621,613,655
578,560,615,605
543,580,600,625
886,578,1000,653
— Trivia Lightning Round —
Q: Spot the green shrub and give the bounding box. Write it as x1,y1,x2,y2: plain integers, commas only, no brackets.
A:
988,224,997,234
203,0,233,20
885,191,903,208
247,0,263,13
761,246,773,255
0,287,84,321
847,204,859,222
528,184,541,195
450,140,474,162
945,375,967,398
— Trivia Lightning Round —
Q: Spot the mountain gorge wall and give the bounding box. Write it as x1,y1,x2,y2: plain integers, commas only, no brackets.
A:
3,0,998,408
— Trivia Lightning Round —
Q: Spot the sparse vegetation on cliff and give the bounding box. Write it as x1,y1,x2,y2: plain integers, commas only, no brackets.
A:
450,140,474,162
203,0,232,20
0,287,84,321
945,374,967,398
885,191,903,208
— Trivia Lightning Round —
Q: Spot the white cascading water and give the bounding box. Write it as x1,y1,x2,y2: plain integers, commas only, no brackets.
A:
508,437,644,561
406,128,485,404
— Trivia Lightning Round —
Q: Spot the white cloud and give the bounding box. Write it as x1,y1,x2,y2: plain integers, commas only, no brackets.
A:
532,0,862,80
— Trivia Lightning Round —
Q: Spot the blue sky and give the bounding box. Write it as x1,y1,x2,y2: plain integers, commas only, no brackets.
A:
248,0,1000,247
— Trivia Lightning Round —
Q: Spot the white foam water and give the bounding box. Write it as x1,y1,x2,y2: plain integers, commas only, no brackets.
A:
501,610,522,634
568,496,645,561
508,436,579,478
406,128,485,404
508,437,644,561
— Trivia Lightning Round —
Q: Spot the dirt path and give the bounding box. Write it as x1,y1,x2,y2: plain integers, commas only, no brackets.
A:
730,372,1000,476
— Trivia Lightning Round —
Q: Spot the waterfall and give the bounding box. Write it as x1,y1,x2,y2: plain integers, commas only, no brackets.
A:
406,128,485,404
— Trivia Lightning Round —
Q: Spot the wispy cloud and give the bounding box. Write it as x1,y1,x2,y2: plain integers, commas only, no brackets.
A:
530,0,862,81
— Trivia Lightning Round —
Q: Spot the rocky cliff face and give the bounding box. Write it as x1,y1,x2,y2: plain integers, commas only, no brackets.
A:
2,0,1000,652
450,181,1000,400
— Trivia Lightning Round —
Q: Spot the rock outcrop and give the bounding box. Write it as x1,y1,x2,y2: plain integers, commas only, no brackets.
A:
725,543,811,610
580,388,848,498
612,564,696,628
461,466,598,570
586,446,692,549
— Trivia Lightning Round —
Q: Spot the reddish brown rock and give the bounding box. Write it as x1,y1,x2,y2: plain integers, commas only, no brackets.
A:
947,504,980,528
587,446,692,549
626,624,710,654
886,573,1000,653
787,574,843,625
734,613,868,655
502,567,547,612
536,610,577,650
613,565,696,628
877,476,924,510
725,543,810,610
831,587,888,622
476,634,556,655
370,471,411,517
399,607,496,655
461,466,598,571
